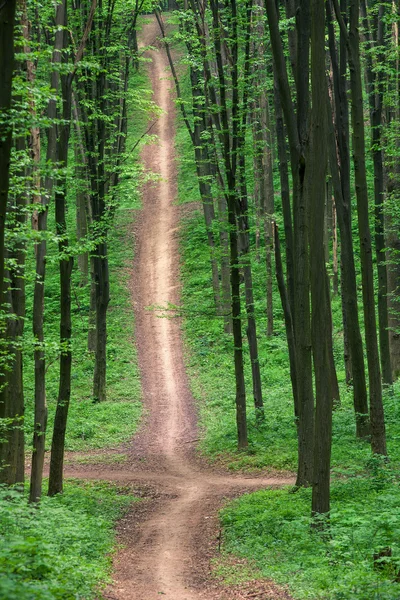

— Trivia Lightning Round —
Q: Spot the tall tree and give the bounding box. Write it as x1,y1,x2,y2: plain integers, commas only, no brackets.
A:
0,0,19,482
360,0,392,387
333,0,387,455
310,0,333,518
265,0,315,486
326,0,369,439
48,0,97,496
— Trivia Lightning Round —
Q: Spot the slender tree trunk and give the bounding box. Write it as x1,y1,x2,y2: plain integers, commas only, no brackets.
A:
266,0,314,486
327,0,370,439
310,0,333,518
48,3,74,494
0,0,17,456
88,259,97,351
30,202,48,502
218,193,232,333
360,0,392,387
387,226,400,379
273,76,299,416
209,0,248,447
263,94,274,338
73,102,89,287
91,4,110,403
235,0,263,417
386,10,400,380
92,241,109,402
274,224,298,422
0,0,16,304
273,79,295,321
0,161,26,485
335,0,387,454
332,202,339,296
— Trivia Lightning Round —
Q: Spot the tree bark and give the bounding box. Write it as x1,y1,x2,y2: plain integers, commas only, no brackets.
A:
360,0,392,387
0,0,17,458
334,0,387,454
48,0,74,496
327,0,370,439
0,144,26,485
266,0,314,486
310,0,333,519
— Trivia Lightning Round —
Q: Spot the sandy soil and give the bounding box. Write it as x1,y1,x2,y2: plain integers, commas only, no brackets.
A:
65,17,295,600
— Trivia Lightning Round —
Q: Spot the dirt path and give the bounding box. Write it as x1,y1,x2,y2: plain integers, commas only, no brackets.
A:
66,18,294,600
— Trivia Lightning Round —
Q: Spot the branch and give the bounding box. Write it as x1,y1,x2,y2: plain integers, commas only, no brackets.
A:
72,0,97,75
331,0,349,45
102,120,157,187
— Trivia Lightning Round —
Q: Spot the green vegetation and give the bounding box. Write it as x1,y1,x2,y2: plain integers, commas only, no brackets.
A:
23,208,142,452
219,480,400,599
0,57,153,600
176,77,400,599
20,68,153,452
0,480,136,600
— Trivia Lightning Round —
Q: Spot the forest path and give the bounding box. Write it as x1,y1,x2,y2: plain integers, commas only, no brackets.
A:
66,17,294,600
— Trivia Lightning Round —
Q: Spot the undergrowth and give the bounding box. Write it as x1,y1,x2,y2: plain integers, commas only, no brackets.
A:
219,481,400,599
0,480,137,600
23,208,142,452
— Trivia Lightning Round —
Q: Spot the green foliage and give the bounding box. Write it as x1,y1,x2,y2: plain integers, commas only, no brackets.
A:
0,480,137,600
219,482,400,599
18,64,154,451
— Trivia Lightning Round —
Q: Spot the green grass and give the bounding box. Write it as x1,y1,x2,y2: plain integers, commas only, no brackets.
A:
0,480,138,600
219,480,400,599
174,56,400,599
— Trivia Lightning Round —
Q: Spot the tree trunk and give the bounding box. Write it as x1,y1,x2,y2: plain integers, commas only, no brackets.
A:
266,0,314,486
327,0,370,439
274,224,298,422
360,0,392,387
48,2,74,495
310,0,333,519
336,0,387,454
209,0,248,447
0,0,17,452
0,183,26,486
0,0,16,305
92,242,109,403
386,11,400,381
218,193,232,334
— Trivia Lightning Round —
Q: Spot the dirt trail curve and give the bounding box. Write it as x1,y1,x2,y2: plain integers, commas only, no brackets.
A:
66,17,294,600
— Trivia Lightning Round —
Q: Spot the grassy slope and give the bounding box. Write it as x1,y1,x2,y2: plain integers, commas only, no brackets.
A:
175,70,400,599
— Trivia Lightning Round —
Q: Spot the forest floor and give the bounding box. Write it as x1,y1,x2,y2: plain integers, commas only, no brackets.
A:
62,18,295,600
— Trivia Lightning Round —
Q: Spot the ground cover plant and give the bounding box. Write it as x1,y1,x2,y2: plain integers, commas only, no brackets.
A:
0,480,136,600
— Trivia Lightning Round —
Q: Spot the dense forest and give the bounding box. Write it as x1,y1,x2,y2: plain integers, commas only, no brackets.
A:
0,0,400,597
